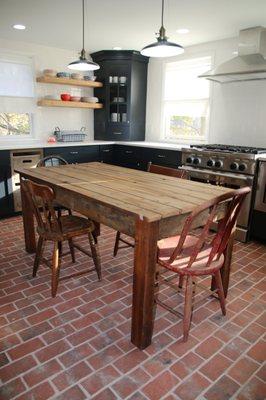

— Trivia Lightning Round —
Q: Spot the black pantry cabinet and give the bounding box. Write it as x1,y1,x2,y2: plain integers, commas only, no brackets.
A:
0,150,14,217
91,50,149,141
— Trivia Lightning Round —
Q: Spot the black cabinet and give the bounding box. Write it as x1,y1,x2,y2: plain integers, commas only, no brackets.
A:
142,148,182,168
113,145,146,170
0,151,14,218
91,50,149,141
44,146,100,164
99,145,114,164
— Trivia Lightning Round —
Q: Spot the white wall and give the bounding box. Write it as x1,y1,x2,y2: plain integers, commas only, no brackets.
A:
146,36,266,147
0,38,95,144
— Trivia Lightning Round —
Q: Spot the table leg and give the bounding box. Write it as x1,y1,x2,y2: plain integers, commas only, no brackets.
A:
92,221,100,244
20,176,36,253
131,217,159,350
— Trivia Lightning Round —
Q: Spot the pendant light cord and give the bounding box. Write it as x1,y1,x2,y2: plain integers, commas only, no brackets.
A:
161,0,164,27
82,0,85,50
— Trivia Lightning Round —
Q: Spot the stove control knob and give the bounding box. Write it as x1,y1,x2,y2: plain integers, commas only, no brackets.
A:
230,162,238,170
186,157,193,164
193,157,200,165
239,163,247,172
215,160,222,168
207,159,214,167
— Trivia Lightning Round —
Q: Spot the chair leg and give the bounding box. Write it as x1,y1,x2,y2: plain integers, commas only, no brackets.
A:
57,208,62,219
33,236,45,277
113,231,121,257
58,241,62,257
51,241,61,297
183,275,194,342
68,209,72,215
214,270,226,315
68,238,75,263
88,232,102,281
178,275,184,289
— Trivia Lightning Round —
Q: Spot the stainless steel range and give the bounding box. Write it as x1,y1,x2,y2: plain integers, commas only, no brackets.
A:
181,144,266,242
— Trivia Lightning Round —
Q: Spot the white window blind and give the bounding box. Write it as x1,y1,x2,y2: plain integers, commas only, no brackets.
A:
162,56,211,142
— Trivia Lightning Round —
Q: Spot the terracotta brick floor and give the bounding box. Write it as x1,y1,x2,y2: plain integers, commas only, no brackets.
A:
0,216,265,400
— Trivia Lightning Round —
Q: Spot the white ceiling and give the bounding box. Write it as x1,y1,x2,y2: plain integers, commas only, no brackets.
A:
1,0,266,53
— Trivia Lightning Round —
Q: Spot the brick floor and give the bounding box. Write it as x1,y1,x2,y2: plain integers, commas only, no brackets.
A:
0,215,265,399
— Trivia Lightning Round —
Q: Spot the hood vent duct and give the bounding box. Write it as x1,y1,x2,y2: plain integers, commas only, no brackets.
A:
199,26,266,83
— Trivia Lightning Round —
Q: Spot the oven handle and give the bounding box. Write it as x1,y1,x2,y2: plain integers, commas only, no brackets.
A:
180,166,254,186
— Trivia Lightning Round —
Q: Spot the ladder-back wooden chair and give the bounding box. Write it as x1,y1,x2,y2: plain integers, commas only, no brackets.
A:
113,163,188,257
21,179,101,297
156,187,251,341
37,155,71,218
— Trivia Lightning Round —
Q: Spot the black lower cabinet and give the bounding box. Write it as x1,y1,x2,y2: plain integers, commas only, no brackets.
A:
113,145,146,170
0,151,14,218
99,145,114,164
44,146,100,164
142,148,182,168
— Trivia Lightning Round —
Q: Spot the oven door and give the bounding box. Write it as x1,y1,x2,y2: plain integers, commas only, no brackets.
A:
180,167,253,239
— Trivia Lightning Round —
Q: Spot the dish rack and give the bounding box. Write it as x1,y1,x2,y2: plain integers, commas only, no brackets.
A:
54,127,87,142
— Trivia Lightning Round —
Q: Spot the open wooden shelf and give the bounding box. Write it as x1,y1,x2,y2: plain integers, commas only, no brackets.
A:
36,76,103,88
37,99,103,109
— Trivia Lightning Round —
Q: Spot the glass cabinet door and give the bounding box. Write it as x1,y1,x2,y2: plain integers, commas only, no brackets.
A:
109,78,128,124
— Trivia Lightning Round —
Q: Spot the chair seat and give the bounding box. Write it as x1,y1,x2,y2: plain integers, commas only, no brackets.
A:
158,235,224,276
38,215,94,240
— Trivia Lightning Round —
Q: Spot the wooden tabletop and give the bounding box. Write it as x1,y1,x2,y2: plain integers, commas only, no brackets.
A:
16,162,232,237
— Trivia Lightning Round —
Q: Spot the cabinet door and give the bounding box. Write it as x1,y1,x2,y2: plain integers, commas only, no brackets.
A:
99,145,114,164
44,146,100,164
143,148,182,167
114,145,145,170
0,151,14,218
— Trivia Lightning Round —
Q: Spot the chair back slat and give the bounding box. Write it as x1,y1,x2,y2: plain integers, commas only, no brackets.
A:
168,187,251,269
21,179,62,236
37,155,68,167
148,162,188,179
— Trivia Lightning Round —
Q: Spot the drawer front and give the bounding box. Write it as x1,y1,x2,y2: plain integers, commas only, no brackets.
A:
114,145,143,164
99,145,114,163
44,146,100,164
107,125,130,141
144,148,182,167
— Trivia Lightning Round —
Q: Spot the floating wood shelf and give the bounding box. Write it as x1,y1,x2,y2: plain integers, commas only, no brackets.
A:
37,99,103,109
36,76,103,88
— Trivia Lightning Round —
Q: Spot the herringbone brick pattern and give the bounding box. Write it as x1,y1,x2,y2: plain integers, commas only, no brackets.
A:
0,216,265,399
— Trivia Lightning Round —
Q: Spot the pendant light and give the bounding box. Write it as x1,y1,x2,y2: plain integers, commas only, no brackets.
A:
68,0,99,71
141,0,184,58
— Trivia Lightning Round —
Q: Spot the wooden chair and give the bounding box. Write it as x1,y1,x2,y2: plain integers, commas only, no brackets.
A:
156,187,251,341
21,179,101,297
113,163,188,257
37,155,71,218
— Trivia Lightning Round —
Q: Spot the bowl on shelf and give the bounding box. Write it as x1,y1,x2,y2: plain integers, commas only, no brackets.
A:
70,96,81,102
57,72,70,78
61,93,71,101
71,73,83,80
43,69,57,77
81,96,99,103
84,75,97,81
44,95,59,100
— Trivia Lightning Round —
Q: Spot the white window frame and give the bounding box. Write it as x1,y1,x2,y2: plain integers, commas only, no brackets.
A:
0,51,35,142
160,53,214,144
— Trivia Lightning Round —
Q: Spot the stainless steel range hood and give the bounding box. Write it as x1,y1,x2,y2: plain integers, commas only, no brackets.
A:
199,27,266,83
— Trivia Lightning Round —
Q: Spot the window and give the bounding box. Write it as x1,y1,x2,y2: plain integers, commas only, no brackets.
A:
0,53,34,139
162,56,211,142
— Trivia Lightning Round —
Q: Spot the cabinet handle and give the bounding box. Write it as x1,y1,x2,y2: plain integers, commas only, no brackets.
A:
158,154,166,158
113,132,122,135
125,150,133,154
69,151,78,155
102,149,110,153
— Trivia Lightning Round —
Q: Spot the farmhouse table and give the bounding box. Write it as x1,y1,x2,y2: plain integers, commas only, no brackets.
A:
16,162,234,350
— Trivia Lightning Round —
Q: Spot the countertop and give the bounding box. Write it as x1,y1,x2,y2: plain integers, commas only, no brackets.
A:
0,141,188,151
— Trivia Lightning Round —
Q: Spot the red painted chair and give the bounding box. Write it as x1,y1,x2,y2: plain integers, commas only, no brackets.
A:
156,187,251,341
21,179,101,297
113,163,188,257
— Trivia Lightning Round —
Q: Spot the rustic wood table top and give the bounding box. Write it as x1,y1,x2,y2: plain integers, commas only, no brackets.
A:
16,162,234,350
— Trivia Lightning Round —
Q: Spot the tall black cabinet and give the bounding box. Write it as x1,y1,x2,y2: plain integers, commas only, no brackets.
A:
91,50,149,141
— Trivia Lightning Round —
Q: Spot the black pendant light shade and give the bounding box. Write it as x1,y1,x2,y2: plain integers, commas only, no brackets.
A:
68,0,99,71
141,0,184,58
